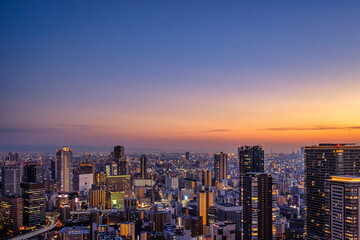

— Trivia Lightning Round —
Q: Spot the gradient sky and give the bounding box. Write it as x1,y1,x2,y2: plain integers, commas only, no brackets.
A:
1,1,360,153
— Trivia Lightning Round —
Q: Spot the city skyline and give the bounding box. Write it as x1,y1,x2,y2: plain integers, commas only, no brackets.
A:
1,1,360,153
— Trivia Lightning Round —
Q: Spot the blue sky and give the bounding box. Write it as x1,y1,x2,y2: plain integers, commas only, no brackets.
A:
1,1,360,152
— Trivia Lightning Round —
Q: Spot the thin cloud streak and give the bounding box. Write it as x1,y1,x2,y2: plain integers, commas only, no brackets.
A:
263,125,360,131
0,124,91,133
201,129,230,133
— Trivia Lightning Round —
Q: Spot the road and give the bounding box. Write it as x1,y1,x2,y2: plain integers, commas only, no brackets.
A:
9,213,58,240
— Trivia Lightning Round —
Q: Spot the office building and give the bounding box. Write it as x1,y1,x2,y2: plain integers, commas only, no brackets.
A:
165,175,179,190
79,163,95,175
214,152,228,183
214,203,241,230
120,222,136,240
202,170,212,187
56,147,73,192
79,173,93,194
241,172,273,240
148,210,172,232
198,190,214,225
57,226,90,239
325,175,360,240
0,195,23,234
305,144,360,240
211,221,236,240
23,161,43,183
107,175,131,208
95,172,107,185
114,145,127,175
105,162,117,176
238,145,264,174
186,152,190,161
1,165,22,196
21,182,46,227
89,189,106,208
140,155,147,179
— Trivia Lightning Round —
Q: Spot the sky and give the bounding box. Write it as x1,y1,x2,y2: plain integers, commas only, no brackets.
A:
1,1,360,153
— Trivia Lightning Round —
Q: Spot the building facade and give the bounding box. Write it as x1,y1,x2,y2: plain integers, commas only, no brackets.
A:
56,147,73,192
305,144,360,240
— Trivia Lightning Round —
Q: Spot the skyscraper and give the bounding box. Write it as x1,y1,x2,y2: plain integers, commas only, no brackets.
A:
186,151,190,161
0,195,23,234
239,145,265,210
23,162,43,183
198,190,214,225
214,152,228,183
202,170,212,186
21,163,46,227
114,145,127,175
1,165,22,196
325,175,360,240
241,172,273,240
140,155,147,179
238,145,264,174
56,147,73,192
305,144,360,240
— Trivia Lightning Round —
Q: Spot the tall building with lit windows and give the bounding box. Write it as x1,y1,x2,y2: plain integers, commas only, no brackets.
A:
56,147,73,192
198,190,214,225
113,145,127,175
305,144,360,240
1,165,22,196
214,152,228,183
325,175,360,240
241,172,273,240
106,175,131,208
238,145,264,174
140,155,147,179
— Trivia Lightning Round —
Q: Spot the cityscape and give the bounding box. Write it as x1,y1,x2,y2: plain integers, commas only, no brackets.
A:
1,1,360,240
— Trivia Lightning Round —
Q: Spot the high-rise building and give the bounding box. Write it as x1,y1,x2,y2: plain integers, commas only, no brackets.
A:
239,145,265,212
238,145,264,174
21,182,46,227
89,189,106,208
56,147,73,192
214,152,228,183
0,195,23,234
186,152,190,161
79,174,93,194
23,161,43,183
202,170,212,186
148,210,172,232
241,172,273,240
165,175,179,190
305,144,360,240
106,162,117,176
213,203,241,230
120,222,136,240
114,145,127,175
79,163,95,175
140,155,147,179
325,175,360,240
1,165,22,196
94,172,106,186
198,190,214,225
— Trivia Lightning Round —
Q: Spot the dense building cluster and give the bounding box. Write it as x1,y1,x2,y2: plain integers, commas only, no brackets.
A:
0,143,359,239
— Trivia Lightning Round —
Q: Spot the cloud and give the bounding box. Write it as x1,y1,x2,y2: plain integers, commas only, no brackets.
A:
160,129,230,135
263,125,360,131
0,124,91,133
201,129,230,133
